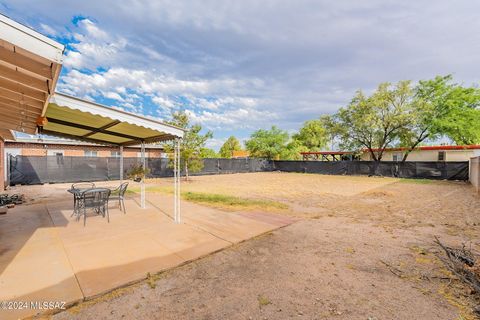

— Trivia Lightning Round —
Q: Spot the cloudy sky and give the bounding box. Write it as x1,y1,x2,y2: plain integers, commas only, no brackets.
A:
2,1,479,149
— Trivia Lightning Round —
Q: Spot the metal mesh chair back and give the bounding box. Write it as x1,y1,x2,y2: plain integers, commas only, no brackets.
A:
82,188,111,208
118,182,129,197
110,182,129,213
72,182,95,190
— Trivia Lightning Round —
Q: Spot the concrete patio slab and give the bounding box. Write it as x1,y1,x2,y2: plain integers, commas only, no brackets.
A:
146,193,297,243
0,193,297,320
0,205,83,320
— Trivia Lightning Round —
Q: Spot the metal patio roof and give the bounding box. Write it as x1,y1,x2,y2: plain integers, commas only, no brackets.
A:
39,93,184,146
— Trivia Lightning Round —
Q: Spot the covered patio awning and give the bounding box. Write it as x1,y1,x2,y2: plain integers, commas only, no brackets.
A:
37,93,185,222
42,93,184,146
0,14,64,136
0,14,184,222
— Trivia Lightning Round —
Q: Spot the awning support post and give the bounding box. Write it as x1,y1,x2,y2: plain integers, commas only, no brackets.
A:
141,141,146,209
119,145,124,183
177,138,181,223
173,139,177,221
173,138,181,223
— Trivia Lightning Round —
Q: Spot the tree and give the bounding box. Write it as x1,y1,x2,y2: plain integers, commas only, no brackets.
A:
165,111,213,180
399,75,480,161
292,119,328,151
328,81,413,161
245,126,289,160
200,148,219,158
416,75,480,145
219,136,242,158
280,140,310,160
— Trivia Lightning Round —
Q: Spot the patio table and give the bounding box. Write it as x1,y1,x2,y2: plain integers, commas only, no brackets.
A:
68,188,91,217
68,187,112,225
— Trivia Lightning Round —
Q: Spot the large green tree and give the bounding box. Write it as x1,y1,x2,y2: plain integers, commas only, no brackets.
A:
292,119,329,151
245,126,289,160
219,136,242,158
399,75,480,161
327,81,413,161
200,148,219,158
165,111,213,180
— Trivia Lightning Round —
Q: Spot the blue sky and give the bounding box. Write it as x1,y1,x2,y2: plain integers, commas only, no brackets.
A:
2,1,479,150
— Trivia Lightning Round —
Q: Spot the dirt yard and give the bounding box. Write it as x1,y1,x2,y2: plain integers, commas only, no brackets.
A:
11,172,480,319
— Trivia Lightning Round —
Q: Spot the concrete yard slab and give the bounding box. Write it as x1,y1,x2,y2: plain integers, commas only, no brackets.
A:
146,193,291,243
139,223,231,262
0,205,83,320
65,231,184,297
0,193,297,319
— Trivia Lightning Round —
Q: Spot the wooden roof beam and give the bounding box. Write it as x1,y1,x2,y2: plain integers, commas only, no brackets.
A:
0,45,53,80
0,95,43,110
0,77,46,101
0,111,38,122
0,116,37,130
0,63,49,93
0,89,44,108
0,100,42,116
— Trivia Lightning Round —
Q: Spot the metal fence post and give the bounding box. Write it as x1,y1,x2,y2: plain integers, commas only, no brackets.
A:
141,141,146,209
120,146,124,182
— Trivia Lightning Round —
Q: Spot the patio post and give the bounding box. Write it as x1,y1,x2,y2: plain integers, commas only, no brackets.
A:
119,145,123,183
173,138,177,221
176,138,181,223
141,141,146,209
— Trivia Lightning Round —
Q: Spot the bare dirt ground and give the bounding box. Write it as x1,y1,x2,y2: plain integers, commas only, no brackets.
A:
11,173,480,319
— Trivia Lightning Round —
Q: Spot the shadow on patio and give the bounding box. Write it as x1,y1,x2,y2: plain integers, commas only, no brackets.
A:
0,192,297,320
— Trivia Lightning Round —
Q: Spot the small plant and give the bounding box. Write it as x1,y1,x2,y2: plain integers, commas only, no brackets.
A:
126,164,149,182
146,272,156,289
258,295,271,307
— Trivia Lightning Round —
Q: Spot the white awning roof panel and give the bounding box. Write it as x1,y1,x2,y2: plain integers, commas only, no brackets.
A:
42,93,184,146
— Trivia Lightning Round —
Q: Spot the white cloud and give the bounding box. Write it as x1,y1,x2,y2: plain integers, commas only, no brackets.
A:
13,0,477,138
104,91,123,101
63,19,128,70
152,95,176,109
205,137,226,150
78,18,109,40
187,107,279,130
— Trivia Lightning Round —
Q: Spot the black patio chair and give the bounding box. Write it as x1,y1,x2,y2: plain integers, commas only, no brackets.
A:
109,182,129,213
79,188,111,226
71,182,96,189
70,182,96,217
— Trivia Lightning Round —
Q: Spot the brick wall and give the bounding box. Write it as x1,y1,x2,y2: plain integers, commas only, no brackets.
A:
22,148,47,156
64,149,84,157
4,142,163,158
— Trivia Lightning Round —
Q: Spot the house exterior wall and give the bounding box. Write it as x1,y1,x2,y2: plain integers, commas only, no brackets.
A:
232,150,250,158
360,149,477,162
4,142,163,158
